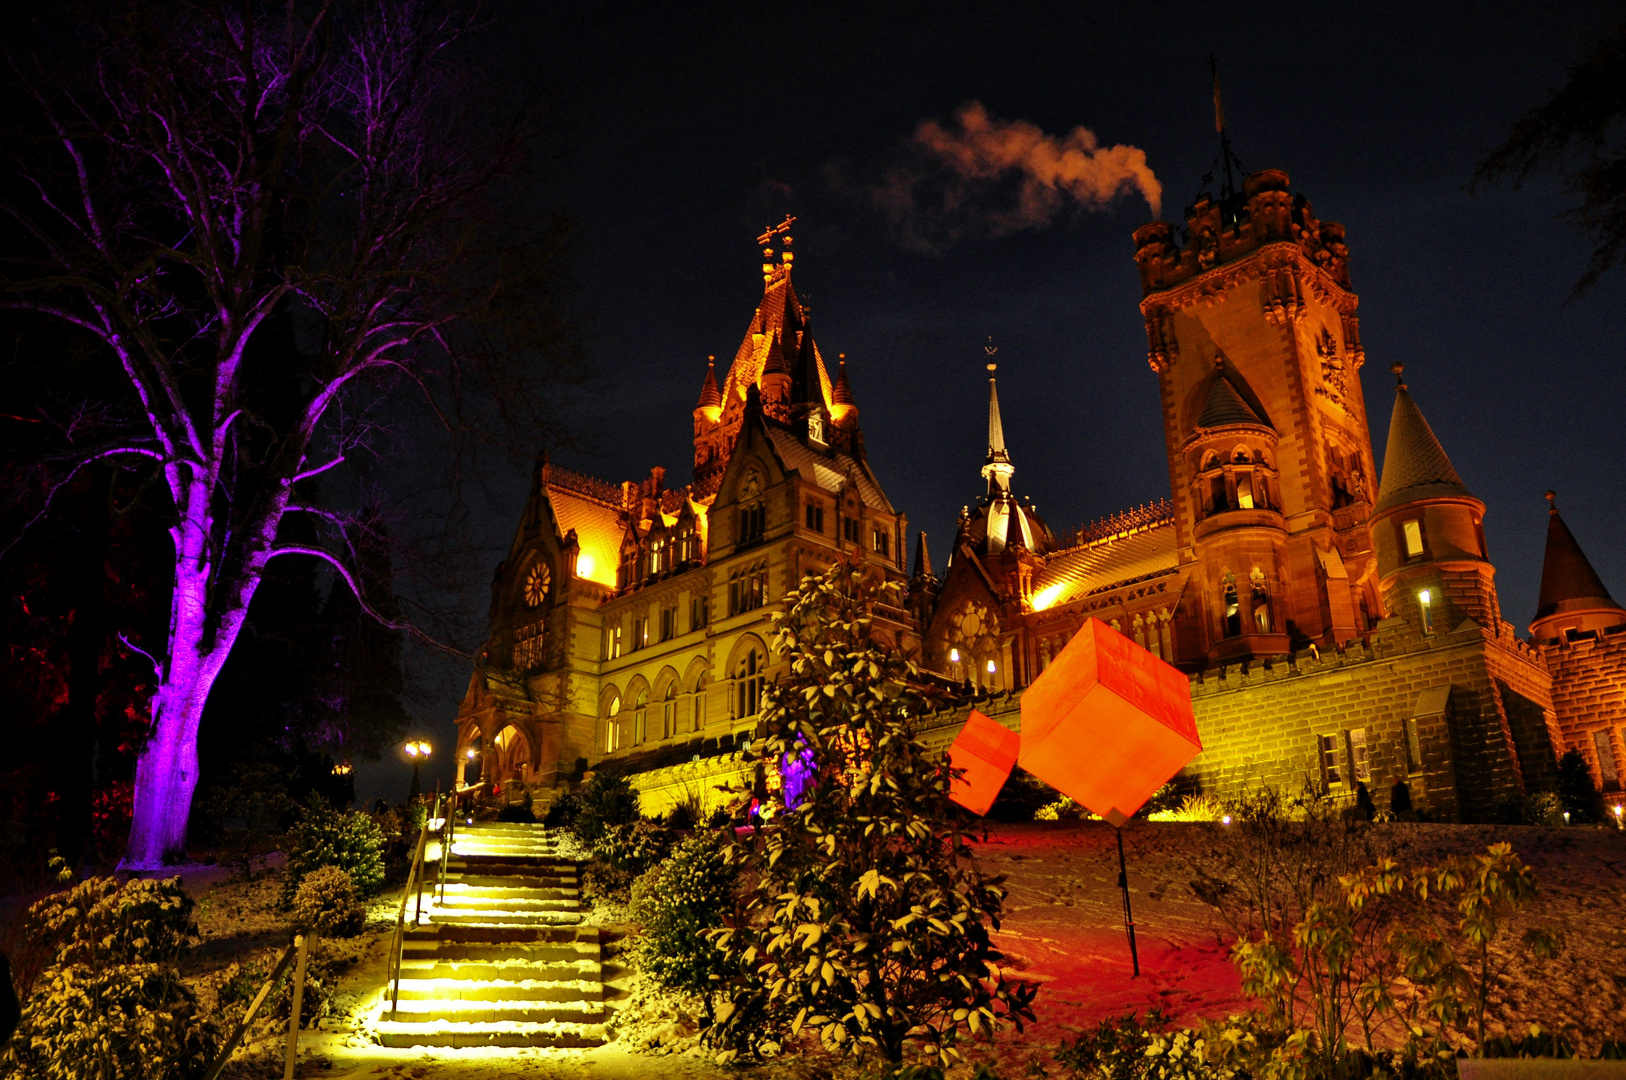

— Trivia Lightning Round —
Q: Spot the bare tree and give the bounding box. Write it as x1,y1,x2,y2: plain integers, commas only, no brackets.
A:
1473,21,1626,296
1,1,569,866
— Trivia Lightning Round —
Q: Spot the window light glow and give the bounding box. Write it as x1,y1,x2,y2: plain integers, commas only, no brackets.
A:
986,659,997,674
576,552,596,579
949,648,960,663
1418,589,1431,604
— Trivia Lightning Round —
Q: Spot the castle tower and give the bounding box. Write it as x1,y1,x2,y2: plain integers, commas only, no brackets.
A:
1530,492,1626,643
1133,168,1376,666
1369,364,1498,634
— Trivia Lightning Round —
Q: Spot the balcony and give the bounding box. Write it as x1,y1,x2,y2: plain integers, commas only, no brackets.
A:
1193,507,1287,542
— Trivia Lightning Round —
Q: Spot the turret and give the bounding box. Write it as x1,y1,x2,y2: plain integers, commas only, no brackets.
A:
1370,364,1497,635
1530,491,1626,643
830,354,857,425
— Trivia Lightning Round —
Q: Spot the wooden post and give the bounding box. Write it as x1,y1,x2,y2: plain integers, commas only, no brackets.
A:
1116,827,1140,977
283,932,313,1080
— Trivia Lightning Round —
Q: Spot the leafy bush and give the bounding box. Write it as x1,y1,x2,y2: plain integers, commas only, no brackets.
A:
290,865,365,937
1524,790,1567,826
707,567,1036,1066
581,861,636,904
7,963,219,1080
1556,749,1608,823
592,819,672,875
5,877,216,1079
630,833,737,1011
24,875,195,972
213,949,333,1031
281,794,385,907
572,768,640,844
1034,795,1097,821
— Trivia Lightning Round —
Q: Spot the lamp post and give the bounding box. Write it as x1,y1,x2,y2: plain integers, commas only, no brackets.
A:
404,739,432,802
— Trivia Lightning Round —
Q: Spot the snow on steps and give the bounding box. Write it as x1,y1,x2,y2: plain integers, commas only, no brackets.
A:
377,822,605,1049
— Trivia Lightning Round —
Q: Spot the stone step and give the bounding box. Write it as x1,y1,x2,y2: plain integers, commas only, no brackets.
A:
388,997,604,1024
395,976,603,1003
428,909,584,928
447,873,578,890
403,938,599,963
447,853,579,869
405,923,598,946
460,823,558,834
434,894,581,913
374,1019,606,1049
438,882,579,902
399,957,601,981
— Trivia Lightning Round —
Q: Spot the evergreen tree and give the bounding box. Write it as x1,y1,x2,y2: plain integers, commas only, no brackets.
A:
708,566,1036,1067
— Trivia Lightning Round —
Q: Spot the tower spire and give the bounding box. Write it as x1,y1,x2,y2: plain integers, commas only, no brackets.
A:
1531,490,1626,640
981,338,1014,497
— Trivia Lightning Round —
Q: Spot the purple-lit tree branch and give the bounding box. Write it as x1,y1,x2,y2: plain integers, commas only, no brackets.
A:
1,0,560,867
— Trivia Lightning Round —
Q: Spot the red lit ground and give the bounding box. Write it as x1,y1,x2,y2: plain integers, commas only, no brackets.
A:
185,819,1623,1077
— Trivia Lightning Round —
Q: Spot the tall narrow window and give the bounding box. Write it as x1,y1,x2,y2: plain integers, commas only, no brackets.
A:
691,593,709,631
1417,589,1434,635
736,649,764,719
805,502,824,533
1133,614,1147,650
1404,717,1423,774
631,616,647,650
1594,729,1620,786
692,676,706,730
843,517,859,543
633,689,648,744
662,685,677,739
1210,475,1229,513
739,502,765,543
1236,472,1255,510
1319,733,1343,789
1402,519,1424,559
1159,615,1174,662
604,696,621,753
660,604,678,642
607,624,623,660
1223,581,1242,637
873,528,890,555
1348,728,1372,783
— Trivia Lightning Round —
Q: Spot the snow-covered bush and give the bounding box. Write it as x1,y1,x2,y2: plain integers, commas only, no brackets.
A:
571,768,640,844
280,794,385,906
707,566,1037,1066
4,877,216,1079
630,833,737,1012
592,819,672,874
6,963,219,1080
290,865,365,937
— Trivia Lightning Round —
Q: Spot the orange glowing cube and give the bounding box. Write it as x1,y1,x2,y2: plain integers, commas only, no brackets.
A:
1018,617,1201,826
947,710,1019,816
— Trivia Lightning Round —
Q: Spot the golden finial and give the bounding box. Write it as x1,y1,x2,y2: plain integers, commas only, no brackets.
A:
985,336,998,373
1545,490,1557,512
1391,361,1406,388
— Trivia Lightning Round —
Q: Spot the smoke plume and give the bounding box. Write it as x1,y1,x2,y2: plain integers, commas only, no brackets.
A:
873,102,1162,253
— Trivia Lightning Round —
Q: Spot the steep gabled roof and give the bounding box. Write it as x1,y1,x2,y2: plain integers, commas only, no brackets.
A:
1374,376,1473,514
1535,497,1624,621
1197,370,1269,429
1031,519,1180,609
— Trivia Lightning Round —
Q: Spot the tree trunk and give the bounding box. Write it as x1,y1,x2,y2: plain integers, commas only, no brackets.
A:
122,497,258,867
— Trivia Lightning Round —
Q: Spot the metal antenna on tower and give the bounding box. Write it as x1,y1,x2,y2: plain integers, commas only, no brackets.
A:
1207,56,1246,206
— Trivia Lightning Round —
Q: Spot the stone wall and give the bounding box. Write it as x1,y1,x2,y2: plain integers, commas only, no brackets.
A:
1539,627,1626,793
628,752,752,818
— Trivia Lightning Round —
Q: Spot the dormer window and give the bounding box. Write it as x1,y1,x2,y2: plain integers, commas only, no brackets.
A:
807,409,826,446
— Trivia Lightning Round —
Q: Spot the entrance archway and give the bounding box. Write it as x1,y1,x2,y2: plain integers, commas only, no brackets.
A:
490,724,534,789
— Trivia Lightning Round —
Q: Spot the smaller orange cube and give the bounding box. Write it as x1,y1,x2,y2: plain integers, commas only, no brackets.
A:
947,710,1020,816
1019,618,1201,826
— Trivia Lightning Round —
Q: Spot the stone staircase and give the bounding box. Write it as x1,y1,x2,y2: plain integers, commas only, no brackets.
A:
373,822,606,1049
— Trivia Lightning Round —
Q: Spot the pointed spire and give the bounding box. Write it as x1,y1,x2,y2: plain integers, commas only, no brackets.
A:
696,355,721,411
762,330,792,377
981,339,1014,497
832,354,854,404
791,323,823,405
1534,491,1625,623
913,530,934,580
1375,363,1473,514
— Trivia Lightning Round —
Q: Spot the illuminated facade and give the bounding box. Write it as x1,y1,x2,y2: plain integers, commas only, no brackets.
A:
453,223,911,800
920,168,1626,818
458,172,1626,820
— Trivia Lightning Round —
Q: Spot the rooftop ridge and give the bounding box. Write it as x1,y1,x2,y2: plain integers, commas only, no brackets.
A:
542,464,624,509
1056,499,1174,550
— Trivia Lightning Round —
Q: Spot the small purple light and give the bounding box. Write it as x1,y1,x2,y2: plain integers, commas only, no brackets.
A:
780,739,817,810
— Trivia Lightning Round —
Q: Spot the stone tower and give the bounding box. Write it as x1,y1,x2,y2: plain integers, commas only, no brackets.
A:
1370,365,1499,634
1132,169,1377,667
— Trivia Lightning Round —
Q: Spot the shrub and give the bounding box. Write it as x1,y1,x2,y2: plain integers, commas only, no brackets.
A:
1034,795,1097,821
290,865,365,937
1524,790,1567,827
592,819,672,875
1147,794,1225,823
281,794,386,907
5,878,216,1080
7,963,219,1080
1556,749,1608,823
707,566,1036,1066
581,862,636,904
630,833,737,1013
572,768,640,845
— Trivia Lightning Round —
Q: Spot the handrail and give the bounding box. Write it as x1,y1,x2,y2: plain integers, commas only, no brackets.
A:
387,794,437,1021
202,936,300,1080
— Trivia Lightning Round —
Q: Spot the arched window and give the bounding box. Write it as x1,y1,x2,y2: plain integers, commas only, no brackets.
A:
1133,613,1147,650
633,688,649,744
603,694,622,753
735,646,765,720
692,674,707,730
1223,574,1242,638
661,683,677,739
1250,567,1271,632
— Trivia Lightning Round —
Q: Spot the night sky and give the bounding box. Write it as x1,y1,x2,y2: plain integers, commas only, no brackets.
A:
381,1,1626,801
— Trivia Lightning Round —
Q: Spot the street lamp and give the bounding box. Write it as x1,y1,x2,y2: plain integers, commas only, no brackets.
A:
404,739,432,802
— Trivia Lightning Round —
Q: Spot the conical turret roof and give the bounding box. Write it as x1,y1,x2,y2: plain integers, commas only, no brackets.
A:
697,357,721,410
913,530,933,579
1534,495,1624,622
1374,370,1473,514
1197,370,1269,428
832,357,854,405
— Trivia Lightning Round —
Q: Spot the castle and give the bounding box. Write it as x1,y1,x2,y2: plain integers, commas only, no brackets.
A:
452,172,1626,822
